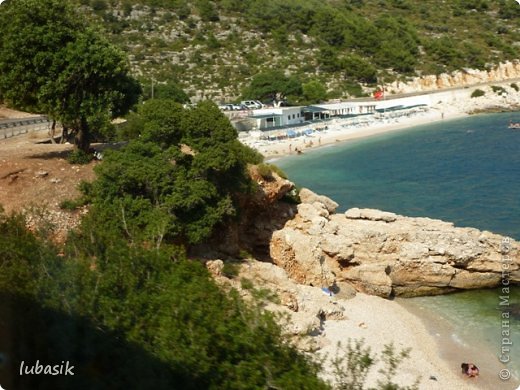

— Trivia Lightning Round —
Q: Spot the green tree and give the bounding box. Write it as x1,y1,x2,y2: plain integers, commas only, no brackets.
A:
243,70,302,104
302,80,328,104
342,55,378,84
425,36,464,70
139,99,185,145
150,82,190,103
373,15,419,73
195,0,219,22
83,100,262,247
0,0,141,152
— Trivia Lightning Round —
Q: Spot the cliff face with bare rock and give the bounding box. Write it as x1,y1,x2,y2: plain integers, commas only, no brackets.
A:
388,61,520,95
269,188,520,297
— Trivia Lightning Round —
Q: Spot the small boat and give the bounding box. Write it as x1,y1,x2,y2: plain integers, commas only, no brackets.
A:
508,121,520,129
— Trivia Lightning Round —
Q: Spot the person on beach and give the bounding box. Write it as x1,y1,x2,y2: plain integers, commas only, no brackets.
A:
461,363,479,377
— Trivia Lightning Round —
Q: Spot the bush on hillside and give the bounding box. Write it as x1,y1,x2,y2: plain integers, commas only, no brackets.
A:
83,100,262,246
471,89,485,98
0,210,328,389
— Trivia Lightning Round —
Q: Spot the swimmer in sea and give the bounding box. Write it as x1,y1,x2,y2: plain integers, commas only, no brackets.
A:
461,362,479,378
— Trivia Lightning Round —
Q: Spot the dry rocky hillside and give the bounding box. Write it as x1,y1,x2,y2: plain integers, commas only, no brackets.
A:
0,118,97,241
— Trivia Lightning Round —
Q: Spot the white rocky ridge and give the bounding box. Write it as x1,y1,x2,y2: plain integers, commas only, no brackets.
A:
270,188,520,297
387,61,520,94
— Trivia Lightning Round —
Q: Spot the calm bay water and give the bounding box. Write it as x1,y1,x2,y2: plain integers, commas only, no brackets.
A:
277,112,520,387
277,113,520,240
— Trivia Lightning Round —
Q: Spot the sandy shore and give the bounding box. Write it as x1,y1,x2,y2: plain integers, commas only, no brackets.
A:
258,109,467,161
236,260,491,389
239,81,520,161
316,293,482,390
399,298,520,390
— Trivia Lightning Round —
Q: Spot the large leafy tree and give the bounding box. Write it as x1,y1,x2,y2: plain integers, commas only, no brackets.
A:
302,80,328,104
82,100,263,247
0,0,140,152
242,70,303,104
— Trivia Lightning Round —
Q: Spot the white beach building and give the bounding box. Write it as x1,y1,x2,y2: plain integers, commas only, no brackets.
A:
250,107,304,130
303,102,377,120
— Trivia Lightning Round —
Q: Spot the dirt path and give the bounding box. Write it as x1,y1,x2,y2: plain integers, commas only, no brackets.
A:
0,129,98,241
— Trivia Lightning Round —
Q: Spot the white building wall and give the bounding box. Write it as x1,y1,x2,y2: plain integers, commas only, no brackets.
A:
252,107,304,126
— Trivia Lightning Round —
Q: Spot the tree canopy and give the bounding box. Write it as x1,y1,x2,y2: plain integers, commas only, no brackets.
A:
82,100,263,247
0,0,141,151
242,70,303,104
302,80,328,104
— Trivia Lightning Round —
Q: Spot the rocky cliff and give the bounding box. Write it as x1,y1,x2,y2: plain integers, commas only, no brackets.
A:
269,188,520,297
388,61,520,95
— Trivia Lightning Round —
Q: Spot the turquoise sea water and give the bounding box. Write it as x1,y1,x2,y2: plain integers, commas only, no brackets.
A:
276,112,520,388
277,113,520,240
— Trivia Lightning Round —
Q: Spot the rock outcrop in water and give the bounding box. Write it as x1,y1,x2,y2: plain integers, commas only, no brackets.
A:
270,188,520,297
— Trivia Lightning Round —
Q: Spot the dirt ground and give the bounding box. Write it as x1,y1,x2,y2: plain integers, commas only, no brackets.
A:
0,107,98,241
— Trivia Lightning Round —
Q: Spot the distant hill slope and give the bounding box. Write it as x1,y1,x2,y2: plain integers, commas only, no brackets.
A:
80,0,519,102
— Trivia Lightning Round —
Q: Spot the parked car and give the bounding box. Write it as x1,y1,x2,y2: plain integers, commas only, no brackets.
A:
241,100,263,109
232,104,246,110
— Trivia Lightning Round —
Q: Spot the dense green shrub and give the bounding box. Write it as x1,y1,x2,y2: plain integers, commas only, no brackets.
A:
0,210,328,389
68,149,94,164
59,198,87,211
491,85,506,95
471,89,486,98
83,100,262,246
257,163,288,181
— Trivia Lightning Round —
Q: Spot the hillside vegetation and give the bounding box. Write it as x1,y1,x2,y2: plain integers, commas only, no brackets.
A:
0,99,420,389
80,0,520,101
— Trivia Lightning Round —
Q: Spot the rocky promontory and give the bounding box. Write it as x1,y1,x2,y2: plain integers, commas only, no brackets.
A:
270,188,519,297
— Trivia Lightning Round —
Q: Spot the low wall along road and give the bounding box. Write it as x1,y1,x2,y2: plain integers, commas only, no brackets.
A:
0,117,52,139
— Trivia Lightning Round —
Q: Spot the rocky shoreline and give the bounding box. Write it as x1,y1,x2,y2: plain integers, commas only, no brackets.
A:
270,187,519,298
206,178,520,388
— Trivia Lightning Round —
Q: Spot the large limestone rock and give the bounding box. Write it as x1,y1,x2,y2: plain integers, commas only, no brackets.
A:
210,259,348,351
299,188,339,213
270,189,520,297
